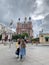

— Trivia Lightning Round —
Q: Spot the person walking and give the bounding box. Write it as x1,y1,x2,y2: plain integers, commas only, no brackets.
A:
15,39,20,58
20,39,26,60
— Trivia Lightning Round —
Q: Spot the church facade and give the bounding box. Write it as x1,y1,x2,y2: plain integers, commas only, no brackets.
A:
16,17,33,37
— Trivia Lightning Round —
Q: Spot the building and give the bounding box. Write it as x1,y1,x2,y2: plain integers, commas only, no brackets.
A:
0,24,4,34
0,23,14,40
16,17,33,37
39,33,49,43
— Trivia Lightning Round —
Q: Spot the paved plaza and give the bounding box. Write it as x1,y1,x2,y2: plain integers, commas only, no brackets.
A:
0,42,49,65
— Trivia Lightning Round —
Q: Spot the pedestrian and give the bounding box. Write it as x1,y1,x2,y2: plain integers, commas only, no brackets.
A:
8,34,12,48
15,39,20,58
20,39,26,60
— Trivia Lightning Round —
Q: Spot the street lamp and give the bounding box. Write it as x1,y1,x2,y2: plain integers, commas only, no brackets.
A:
8,20,13,48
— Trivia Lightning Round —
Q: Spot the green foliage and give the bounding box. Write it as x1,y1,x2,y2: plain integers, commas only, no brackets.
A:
12,34,19,41
31,38,39,43
12,33,29,41
21,33,29,39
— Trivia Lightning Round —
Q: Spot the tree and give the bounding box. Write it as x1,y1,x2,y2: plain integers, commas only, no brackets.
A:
21,33,29,39
12,33,29,41
31,38,39,43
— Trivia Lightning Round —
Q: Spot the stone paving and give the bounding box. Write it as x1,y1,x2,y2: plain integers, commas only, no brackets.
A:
0,43,49,65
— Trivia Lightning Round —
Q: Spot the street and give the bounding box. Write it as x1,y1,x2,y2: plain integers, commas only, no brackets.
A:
0,43,49,65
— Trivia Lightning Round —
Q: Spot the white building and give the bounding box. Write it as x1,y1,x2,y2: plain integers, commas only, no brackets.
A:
0,23,14,40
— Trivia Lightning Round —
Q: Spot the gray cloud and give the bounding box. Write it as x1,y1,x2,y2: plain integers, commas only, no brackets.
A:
33,0,49,36
41,0,49,32
42,14,49,33
0,0,37,25
0,0,49,37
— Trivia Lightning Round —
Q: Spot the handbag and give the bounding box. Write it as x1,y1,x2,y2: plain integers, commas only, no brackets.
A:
15,48,20,55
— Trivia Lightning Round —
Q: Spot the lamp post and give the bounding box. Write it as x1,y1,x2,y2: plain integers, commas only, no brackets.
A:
9,20,13,48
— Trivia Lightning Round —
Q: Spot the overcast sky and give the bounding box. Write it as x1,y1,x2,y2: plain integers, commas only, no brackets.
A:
0,0,49,37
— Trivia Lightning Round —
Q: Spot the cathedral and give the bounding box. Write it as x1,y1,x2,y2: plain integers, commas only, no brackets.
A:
16,17,33,37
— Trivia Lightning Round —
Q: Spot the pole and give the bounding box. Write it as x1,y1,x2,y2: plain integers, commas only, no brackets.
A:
9,20,13,48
